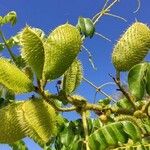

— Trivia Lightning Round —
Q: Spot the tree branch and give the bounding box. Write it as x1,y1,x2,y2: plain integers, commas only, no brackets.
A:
109,74,136,110
81,111,90,150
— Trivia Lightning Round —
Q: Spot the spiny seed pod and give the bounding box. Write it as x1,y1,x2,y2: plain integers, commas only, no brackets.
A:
17,99,57,143
20,26,45,79
22,66,34,81
112,22,150,71
62,59,83,94
0,58,34,93
43,23,82,81
0,103,25,143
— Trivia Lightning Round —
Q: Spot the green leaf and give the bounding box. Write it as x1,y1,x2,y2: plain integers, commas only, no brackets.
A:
88,121,142,150
7,33,21,48
3,88,15,101
20,26,45,79
128,63,148,100
112,144,150,150
116,98,133,111
0,43,5,51
9,140,28,150
62,59,83,94
0,11,17,26
0,58,34,93
22,66,34,81
122,121,141,142
54,119,84,149
145,63,150,95
70,140,85,150
15,56,26,68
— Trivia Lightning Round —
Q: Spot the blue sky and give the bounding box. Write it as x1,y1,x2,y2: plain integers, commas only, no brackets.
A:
0,0,150,149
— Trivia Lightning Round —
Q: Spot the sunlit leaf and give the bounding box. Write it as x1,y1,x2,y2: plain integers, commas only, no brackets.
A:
145,63,150,95
9,140,28,150
122,121,141,142
0,11,17,26
128,63,148,100
0,43,5,51
88,121,142,150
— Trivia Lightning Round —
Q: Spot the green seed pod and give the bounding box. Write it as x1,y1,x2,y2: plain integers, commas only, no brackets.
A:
0,103,25,143
43,23,82,81
77,17,95,38
112,22,150,71
17,99,57,143
62,59,83,94
0,58,34,93
20,26,45,79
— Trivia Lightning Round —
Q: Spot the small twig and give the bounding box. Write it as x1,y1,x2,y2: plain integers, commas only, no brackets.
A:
0,30,16,63
133,0,141,13
116,70,120,82
92,0,119,25
81,111,90,150
95,32,111,42
82,45,97,70
105,13,127,22
109,74,136,110
83,77,116,102
35,86,76,112
93,91,98,103
98,82,116,89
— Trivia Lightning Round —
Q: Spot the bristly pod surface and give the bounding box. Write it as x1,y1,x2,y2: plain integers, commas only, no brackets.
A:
0,58,34,93
22,66,34,81
62,59,83,94
43,23,82,81
76,17,95,38
0,103,25,143
112,22,150,71
17,99,57,143
20,26,45,79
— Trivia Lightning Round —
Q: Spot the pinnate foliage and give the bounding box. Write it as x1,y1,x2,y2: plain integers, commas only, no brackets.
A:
0,1,150,149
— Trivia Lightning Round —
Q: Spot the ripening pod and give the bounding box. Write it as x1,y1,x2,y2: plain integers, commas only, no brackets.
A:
76,17,95,38
0,58,34,93
20,26,45,79
17,99,57,143
0,103,25,143
112,22,150,71
43,23,82,81
62,59,83,94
